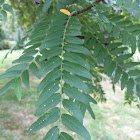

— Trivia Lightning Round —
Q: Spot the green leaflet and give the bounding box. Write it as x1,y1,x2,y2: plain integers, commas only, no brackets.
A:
63,72,90,92
107,61,116,77
106,23,113,33
97,18,103,30
110,47,128,56
63,99,83,123
85,94,97,104
65,36,84,44
127,78,134,98
128,70,140,76
0,79,15,96
104,55,112,72
39,57,62,77
125,24,140,32
22,70,30,89
63,61,92,79
114,67,122,84
61,114,91,140
64,44,90,55
40,47,62,61
63,84,89,104
44,30,64,41
3,4,13,14
87,37,96,49
98,13,110,23
14,77,22,101
43,126,59,140
22,50,38,57
25,37,42,46
37,68,60,93
121,30,129,45
94,44,102,57
35,93,61,116
0,71,21,80
75,101,87,117
37,80,60,106
35,55,46,68
28,107,60,134
66,30,82,36
12,56,34,64
113,26,120,39
64,52,90,70
110,15,125,23
96,48,107,63
40,38,63,50
121,72,128,90
59,132,74,140
67,23,81,30
43,0,53,12
29,62,40,79
107,43,122,50
135,78,140,85
23,44,40,54
86,83,97,91
130,35,136,53
115,54,133,63
87,104,95,120
116,21,131,27
122,62,140,69
6,63,29,73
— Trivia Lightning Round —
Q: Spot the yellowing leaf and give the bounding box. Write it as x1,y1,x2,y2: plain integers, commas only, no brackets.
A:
97,82,100,85
121,12,127,19
60,9,71,16
121,12,123,15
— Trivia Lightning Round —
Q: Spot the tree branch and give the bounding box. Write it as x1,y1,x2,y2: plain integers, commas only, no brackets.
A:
72,0,103,16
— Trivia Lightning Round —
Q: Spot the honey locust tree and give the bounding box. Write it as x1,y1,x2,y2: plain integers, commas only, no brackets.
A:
0,0,140,139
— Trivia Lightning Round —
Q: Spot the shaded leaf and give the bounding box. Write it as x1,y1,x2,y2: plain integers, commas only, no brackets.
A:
59,132,74,140
63,99,83,123
37,81,60,106
14,77,22,101
127,78,134,98
35,93,61,116
0,79,15,96
63,84,89,104
121,72,128,90
43,126,59,140
22,70,30,89
63,72,89,92
61,114,91,140
43,0,53,12
28,108,60,134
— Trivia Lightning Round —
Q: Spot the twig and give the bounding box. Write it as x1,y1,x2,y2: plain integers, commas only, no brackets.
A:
72,0,102,16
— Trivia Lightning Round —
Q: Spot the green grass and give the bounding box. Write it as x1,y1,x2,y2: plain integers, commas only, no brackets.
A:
0,50,140,140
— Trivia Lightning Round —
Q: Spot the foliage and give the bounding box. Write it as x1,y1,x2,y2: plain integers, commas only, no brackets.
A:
0,0,13,21
0,0,140,139
9,0,36,29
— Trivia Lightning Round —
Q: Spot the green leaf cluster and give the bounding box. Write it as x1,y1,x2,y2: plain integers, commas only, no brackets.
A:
0,0,140,139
